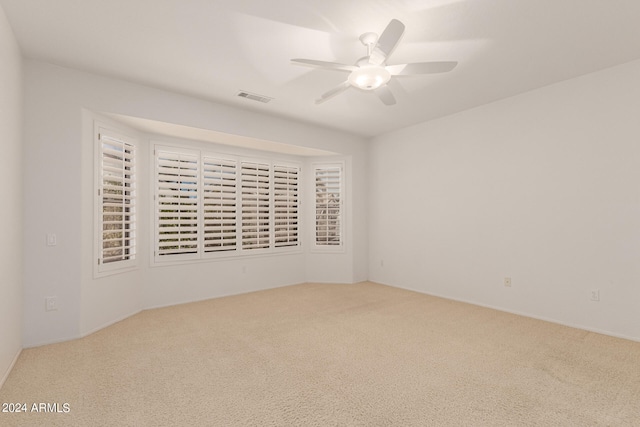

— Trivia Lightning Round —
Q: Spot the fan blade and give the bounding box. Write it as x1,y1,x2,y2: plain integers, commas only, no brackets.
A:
369,19,405,65
375,84,396,106
386,61,458,76
315,81,350,104
291,59,356,72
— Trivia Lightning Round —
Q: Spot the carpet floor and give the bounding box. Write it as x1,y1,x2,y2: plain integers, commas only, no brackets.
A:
1,282,639,426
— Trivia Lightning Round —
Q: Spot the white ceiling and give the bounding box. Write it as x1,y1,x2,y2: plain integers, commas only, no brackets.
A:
3,0,640,137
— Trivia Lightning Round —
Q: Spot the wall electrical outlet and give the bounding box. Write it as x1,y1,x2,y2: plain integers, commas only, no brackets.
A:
590,289,600,301
45,296,58,311
504,277,512,287
46,233,57,246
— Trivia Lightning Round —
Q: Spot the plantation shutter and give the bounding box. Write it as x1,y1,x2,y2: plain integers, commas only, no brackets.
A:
151,145,302,262
241,162,270,250
156,150,199,257
203,157,237,253
315,165,342,246
273,165,299,247
99,133,136,264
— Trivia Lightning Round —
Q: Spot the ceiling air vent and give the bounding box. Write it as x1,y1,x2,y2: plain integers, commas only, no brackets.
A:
236,90,273,104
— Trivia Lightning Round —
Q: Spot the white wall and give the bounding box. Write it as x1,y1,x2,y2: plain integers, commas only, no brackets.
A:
369,59,640,341
140,134,310,309
23,60,368,347
0,4,23,387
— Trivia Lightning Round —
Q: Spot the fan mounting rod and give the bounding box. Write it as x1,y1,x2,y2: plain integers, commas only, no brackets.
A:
359,32,378,56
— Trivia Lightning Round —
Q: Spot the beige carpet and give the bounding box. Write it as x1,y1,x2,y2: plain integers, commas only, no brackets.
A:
1,282,640,426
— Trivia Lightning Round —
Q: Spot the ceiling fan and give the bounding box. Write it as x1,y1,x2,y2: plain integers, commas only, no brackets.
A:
291,19,457,106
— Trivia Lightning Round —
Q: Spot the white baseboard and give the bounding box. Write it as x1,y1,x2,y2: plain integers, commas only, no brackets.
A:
23,309,143,349
80,309,143,339
23,334,83,349
143,282,305,311
372,280,640,344
0,347,22,390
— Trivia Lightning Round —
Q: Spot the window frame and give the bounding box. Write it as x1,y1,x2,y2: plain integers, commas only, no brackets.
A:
201,154,240,256
311,161,345,253
154,145,201,262
152,142,302,265
94,124,138,277
273,163,301,249
239,158,272,254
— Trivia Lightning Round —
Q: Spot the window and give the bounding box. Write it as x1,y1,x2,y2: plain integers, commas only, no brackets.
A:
95,127,137,273
241,162,270,250
155,149,200,259
273,165,299,247
314,163,343,248
153,144,300,263
203,156,238,253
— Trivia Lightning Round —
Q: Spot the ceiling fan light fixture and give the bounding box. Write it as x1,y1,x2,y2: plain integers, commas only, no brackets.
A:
348,66,391,90
291,19,457,105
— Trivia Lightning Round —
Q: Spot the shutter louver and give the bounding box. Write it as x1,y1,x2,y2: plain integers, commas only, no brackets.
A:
100,133,136,264
203,157,237,253
156,151,199,257
315,166,342,246
273,165,299,247
241,162,270,250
